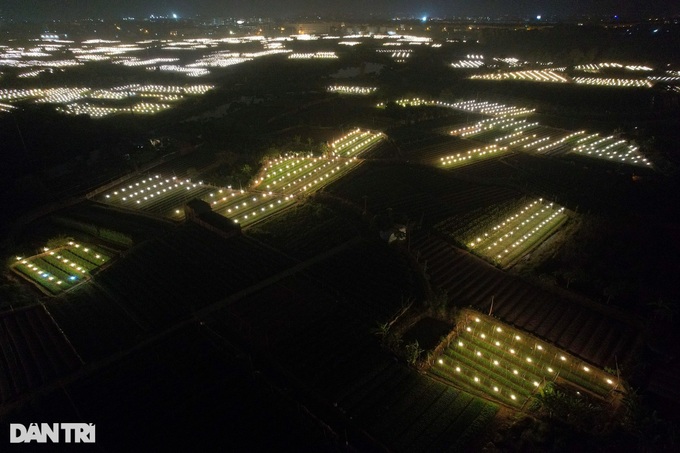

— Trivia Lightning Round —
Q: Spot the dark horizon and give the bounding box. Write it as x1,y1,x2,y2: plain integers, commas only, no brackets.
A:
1,0,679,22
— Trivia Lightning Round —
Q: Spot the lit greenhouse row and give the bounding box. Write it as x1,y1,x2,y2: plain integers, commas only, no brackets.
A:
439,144,510,168
288,52,338,59
573,77,653,88
329,129,384,157
0,84,214,117
572,134,651,166
450,60,485,69
432,310,620,407
57,102,172,118
327,85,378,95
470,70,569,83
573,62,654,73
466,198,568,266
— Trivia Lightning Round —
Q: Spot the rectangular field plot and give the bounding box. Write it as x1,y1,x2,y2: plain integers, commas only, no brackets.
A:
329,128,384,158
439,143,510,168
99,174,218,219
430,309,621,408
465,198,568,266
570,133,652,167
11,241,113,295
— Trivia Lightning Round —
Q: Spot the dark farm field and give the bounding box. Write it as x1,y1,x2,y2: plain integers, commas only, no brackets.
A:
410,233,642,370
327,161,522,228
208,273,499,453
46,223,295,362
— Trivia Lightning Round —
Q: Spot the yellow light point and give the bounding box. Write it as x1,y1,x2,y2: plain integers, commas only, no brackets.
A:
493,386,499,392
537,345,543,351
466,327,471,332
475,317,480,322
547,367,553,373
533,381,540,387
455,367,461,372
560,356,567,361
515,335,521,340
476,351,482,357
458,341,463,347
606,379,614,385
493,360,499,366
513,369,519,375
526,357,532,363
474,377,480,383
480,333,486,339
438,359,443,364
510,394,516,400
583,366,590,372
510,349,515,354
496,327,502,332
495,341,501,346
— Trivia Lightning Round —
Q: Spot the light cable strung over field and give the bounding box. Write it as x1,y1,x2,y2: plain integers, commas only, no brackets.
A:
431,310,621,407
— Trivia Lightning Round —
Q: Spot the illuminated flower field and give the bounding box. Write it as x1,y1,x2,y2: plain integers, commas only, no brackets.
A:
99,129,384,227
465,198,568,266
430,309,621,408
11,241,112,295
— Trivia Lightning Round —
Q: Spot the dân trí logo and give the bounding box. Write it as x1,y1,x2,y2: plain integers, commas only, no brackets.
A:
10,423,95,443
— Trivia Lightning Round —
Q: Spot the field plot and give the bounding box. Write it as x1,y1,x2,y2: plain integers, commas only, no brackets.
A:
439,144,510,168
410,234,640,369
430,309,621,408
0,305,82,404
571,133,651,166
213,275,498,452
99,130,383,228
380,98,535,117
328,162,522,228
11,241,113,295
465,198,568,266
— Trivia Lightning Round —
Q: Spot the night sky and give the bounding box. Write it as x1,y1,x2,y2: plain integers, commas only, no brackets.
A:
0,0,678,20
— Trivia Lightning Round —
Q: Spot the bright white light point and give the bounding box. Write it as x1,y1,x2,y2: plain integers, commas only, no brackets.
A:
495,341,500,346
511,394,516,400
480,334,486,339
475,318,480,323
497,327,502,332
606,379,613,384
455,367,461,372
583,366,590,372
537,345,543,350
510,349,515,354
526,357,532,363
476,351,482,357
466,327,471,332
533,381,540,387
458,341,463,347
493,360,499,365
513,369,519,375
515,335,521,340
438,359,443,364
560,356,567,361
536,15,542,20
547,367,553,373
